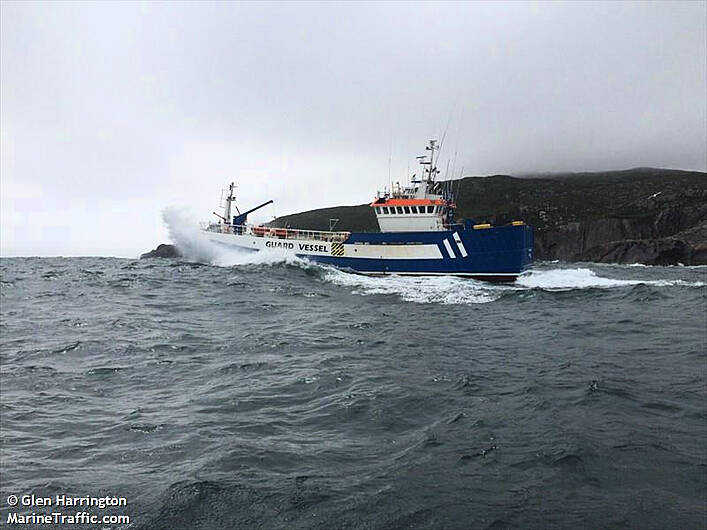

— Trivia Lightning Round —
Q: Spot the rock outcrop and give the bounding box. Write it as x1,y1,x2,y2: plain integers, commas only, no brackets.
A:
140,244,181,259
535,205,707,264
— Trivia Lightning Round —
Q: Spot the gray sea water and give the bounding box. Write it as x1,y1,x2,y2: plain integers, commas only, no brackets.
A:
1,249,705,529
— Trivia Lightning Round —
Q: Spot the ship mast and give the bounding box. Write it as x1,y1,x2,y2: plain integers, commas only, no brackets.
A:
224,182,237,223
428,139,438,184
415,139,438,198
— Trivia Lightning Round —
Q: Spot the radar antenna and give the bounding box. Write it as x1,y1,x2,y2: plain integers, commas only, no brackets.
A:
418,139,439,185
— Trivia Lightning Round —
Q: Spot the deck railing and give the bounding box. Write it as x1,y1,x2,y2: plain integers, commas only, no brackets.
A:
204,223,350,242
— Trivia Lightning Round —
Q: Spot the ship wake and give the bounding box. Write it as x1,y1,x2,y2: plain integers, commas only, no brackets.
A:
323,269,505,305
322,265,704,305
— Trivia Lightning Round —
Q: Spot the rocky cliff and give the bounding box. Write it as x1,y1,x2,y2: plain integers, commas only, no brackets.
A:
270,168,707,265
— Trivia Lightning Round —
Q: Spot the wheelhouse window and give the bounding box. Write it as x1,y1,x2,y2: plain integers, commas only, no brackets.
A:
396,207,403,214
404,206,410,214
375,207,381,214
427,205,434,213
411,206,418,214
382,207,389,214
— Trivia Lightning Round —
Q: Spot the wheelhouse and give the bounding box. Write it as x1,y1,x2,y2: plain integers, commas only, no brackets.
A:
370,140,456,232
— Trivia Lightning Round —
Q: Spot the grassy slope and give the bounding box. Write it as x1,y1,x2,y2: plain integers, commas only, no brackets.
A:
270,168,706,234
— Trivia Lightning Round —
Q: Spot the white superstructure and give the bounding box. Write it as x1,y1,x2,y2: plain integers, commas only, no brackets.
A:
370,139,455,232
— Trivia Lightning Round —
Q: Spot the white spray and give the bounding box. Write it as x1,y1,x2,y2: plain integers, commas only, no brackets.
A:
161,206,307,268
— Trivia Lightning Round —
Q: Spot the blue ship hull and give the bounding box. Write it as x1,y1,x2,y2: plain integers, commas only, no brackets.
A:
303,224,534,282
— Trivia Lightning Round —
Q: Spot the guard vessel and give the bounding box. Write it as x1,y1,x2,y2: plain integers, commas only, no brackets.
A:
203,140,533,282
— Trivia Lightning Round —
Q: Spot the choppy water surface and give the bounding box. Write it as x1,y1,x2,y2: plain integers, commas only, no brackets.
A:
1,250,705,529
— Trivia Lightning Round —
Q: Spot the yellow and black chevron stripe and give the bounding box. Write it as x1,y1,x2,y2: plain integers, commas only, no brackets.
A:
330,243,345,257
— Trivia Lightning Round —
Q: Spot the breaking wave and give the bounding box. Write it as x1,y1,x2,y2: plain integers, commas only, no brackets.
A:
162,207,304,268
323,269,502,305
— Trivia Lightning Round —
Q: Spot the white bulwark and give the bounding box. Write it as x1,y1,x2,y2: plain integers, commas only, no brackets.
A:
204,228,445,260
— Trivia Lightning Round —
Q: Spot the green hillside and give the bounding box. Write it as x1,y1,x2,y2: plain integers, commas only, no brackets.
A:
270,168,706,233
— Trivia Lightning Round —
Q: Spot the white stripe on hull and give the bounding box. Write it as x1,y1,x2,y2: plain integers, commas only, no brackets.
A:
442,239,456,259
344,243,442,259
452,232,468,257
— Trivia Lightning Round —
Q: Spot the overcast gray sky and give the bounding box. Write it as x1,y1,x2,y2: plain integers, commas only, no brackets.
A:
2,1,705,257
